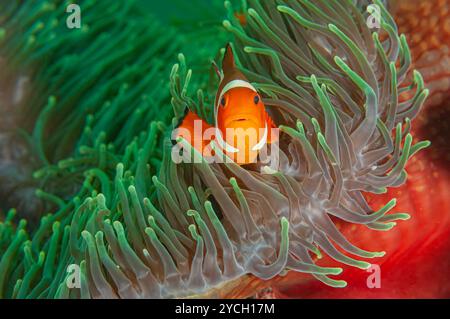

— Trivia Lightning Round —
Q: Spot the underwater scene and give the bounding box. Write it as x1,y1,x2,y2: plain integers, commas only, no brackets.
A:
0,0,449,302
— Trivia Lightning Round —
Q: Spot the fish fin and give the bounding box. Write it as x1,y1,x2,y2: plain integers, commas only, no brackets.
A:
222,43,236,73
174,110,213,153
174,106,190,129
177,110,213,135
172,108,189,146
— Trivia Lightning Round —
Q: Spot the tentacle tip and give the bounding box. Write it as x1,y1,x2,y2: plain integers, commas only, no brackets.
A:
204,200,212,209
145,227,156,237
334,280,347,288
81,230,90,239
222,20,231,28
360,262,372,270
333,55,343,64
186,210,197,217
116,162,124,171
261,165,278,174
333,267,343,275
96,193,106,201
94,231,103,239
52,221,60,231
247,8,256,16
112,220,122,229
170,63,179,73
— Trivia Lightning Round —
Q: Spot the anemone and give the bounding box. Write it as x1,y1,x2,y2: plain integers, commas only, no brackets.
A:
0,0,429,299
0,0,223,298
63,0,428,298
0,0,188,221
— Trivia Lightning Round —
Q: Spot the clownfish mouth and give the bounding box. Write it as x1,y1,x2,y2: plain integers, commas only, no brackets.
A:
225,116,259,128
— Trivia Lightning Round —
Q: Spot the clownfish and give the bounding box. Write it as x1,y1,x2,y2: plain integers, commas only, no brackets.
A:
175,44,277,165
234,12,247,26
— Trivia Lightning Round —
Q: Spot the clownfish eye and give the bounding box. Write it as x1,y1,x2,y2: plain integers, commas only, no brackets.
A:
220,96,226,107
254,95,260,104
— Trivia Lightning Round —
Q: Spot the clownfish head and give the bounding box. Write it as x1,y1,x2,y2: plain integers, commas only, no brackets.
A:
217,85,266,132
213,44,275,164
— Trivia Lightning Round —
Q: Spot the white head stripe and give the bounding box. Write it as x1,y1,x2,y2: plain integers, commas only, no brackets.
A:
214,79,257,124
220,79,257,98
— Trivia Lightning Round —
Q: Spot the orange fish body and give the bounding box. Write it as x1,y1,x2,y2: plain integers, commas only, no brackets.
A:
216,86,277,164
214,44,277,164
175,44,278,165
234,12,247,26
174,110,213,155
